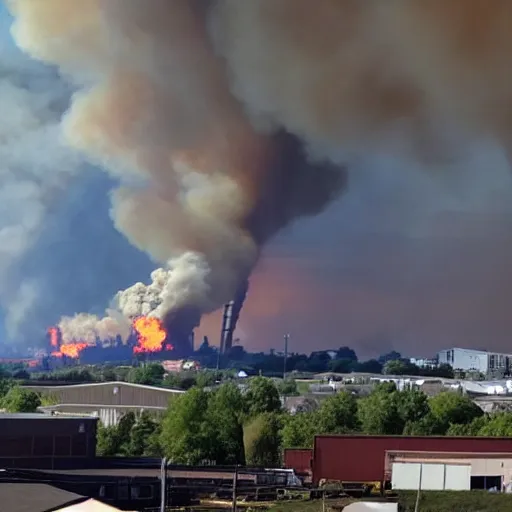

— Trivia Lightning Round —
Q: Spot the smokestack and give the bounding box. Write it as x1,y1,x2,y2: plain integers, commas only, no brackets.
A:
219,301,234,355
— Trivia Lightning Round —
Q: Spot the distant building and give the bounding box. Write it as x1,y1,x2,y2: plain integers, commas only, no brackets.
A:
410,358,438,368
25,381,184,426
437,348,512,375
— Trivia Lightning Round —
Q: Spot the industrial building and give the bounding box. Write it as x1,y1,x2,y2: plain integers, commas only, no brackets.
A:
285,435,512,491
437,347,512,375
25,381,184,426
0,413,98,469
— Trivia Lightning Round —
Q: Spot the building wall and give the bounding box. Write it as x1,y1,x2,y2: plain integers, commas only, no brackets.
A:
437,348,489,372
313,436,512,484
24,382,183,408
0,416,97,468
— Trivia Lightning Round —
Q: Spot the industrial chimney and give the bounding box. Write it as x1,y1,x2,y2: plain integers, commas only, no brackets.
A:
219,301,235,355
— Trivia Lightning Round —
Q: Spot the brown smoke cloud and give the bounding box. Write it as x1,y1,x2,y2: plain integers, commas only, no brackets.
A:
8,0,512,345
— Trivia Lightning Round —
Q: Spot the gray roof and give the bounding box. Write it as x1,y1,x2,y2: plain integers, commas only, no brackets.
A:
0,413,98,420
23,380,184,393
0,483,87,512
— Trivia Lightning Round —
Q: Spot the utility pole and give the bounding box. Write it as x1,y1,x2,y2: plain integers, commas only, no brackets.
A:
160,457,167,512
283,333,290,380
232,464,238,512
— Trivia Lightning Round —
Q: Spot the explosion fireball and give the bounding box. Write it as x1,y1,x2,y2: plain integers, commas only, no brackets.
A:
132,317,169,354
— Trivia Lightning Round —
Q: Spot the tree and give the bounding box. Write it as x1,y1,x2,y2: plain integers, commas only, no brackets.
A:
476,413,512,437
205,383,246,464
245,377,282,417
281,412,318,449
97,425,121,456
403,413,447,436
129,412,160,456
398,387,430,424
383,359,418,376
378,351,402,364
97,412,137,456
244,413,281,467
355,359,383,374
195,371,217,389
160,387,212,464
307,352,332,373
447,415,489,436
2,387,41,413
316,391,359,433
277,379,299,397
357,385,403,435
128,364,165,386
429,391,483,431
336,347,358,362
328,359,355,374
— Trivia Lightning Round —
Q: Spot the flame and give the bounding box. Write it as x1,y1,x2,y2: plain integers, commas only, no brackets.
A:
133,316,167,354
48,327,59,347
57,343,88,359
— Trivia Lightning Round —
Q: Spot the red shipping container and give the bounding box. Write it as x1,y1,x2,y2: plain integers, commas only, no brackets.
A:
313,435,512,484
284,448,313,477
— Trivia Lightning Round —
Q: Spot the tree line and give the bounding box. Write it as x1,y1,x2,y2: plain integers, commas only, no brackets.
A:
95,377,512,467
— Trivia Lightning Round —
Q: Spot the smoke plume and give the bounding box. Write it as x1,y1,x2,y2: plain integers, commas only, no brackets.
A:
8,1,512,346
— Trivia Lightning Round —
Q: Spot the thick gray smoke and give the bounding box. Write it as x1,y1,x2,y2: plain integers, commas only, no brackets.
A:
8,1,512,349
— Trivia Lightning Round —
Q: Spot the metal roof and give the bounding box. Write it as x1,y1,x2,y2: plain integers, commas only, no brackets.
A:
23,381,184,393
0,413,98,420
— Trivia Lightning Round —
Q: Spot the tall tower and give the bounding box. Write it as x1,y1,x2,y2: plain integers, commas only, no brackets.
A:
219,301,235,354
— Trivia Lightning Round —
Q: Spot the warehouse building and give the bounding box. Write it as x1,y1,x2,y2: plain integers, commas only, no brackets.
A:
437,347,512,375
24,381,184,426
0,413,97,469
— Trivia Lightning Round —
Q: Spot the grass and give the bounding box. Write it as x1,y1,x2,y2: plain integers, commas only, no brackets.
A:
398,490,512,511
266,491,512,512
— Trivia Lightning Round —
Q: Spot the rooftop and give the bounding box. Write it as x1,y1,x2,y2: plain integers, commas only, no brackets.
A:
23,380,184,393
0,413,98,420
0,482,87,512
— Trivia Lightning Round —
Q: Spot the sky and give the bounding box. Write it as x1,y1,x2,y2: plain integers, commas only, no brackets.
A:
4,4,512,359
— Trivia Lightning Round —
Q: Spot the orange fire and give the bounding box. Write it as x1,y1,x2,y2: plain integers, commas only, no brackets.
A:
133,317,167,354
57,343,88,359
48,327,59,347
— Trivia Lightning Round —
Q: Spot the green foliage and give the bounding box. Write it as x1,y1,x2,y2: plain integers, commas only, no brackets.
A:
245,377,282,417
244,412,282,467
277,378,299,396
429,391,483,431
129,411,161,456
206,383,246,464
475,412,512,437
2,386,41,413
316,391,359,433
96,411,163,457
159,387,212,464
281,411,318,449
446,415,489,436
128,364,165,386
